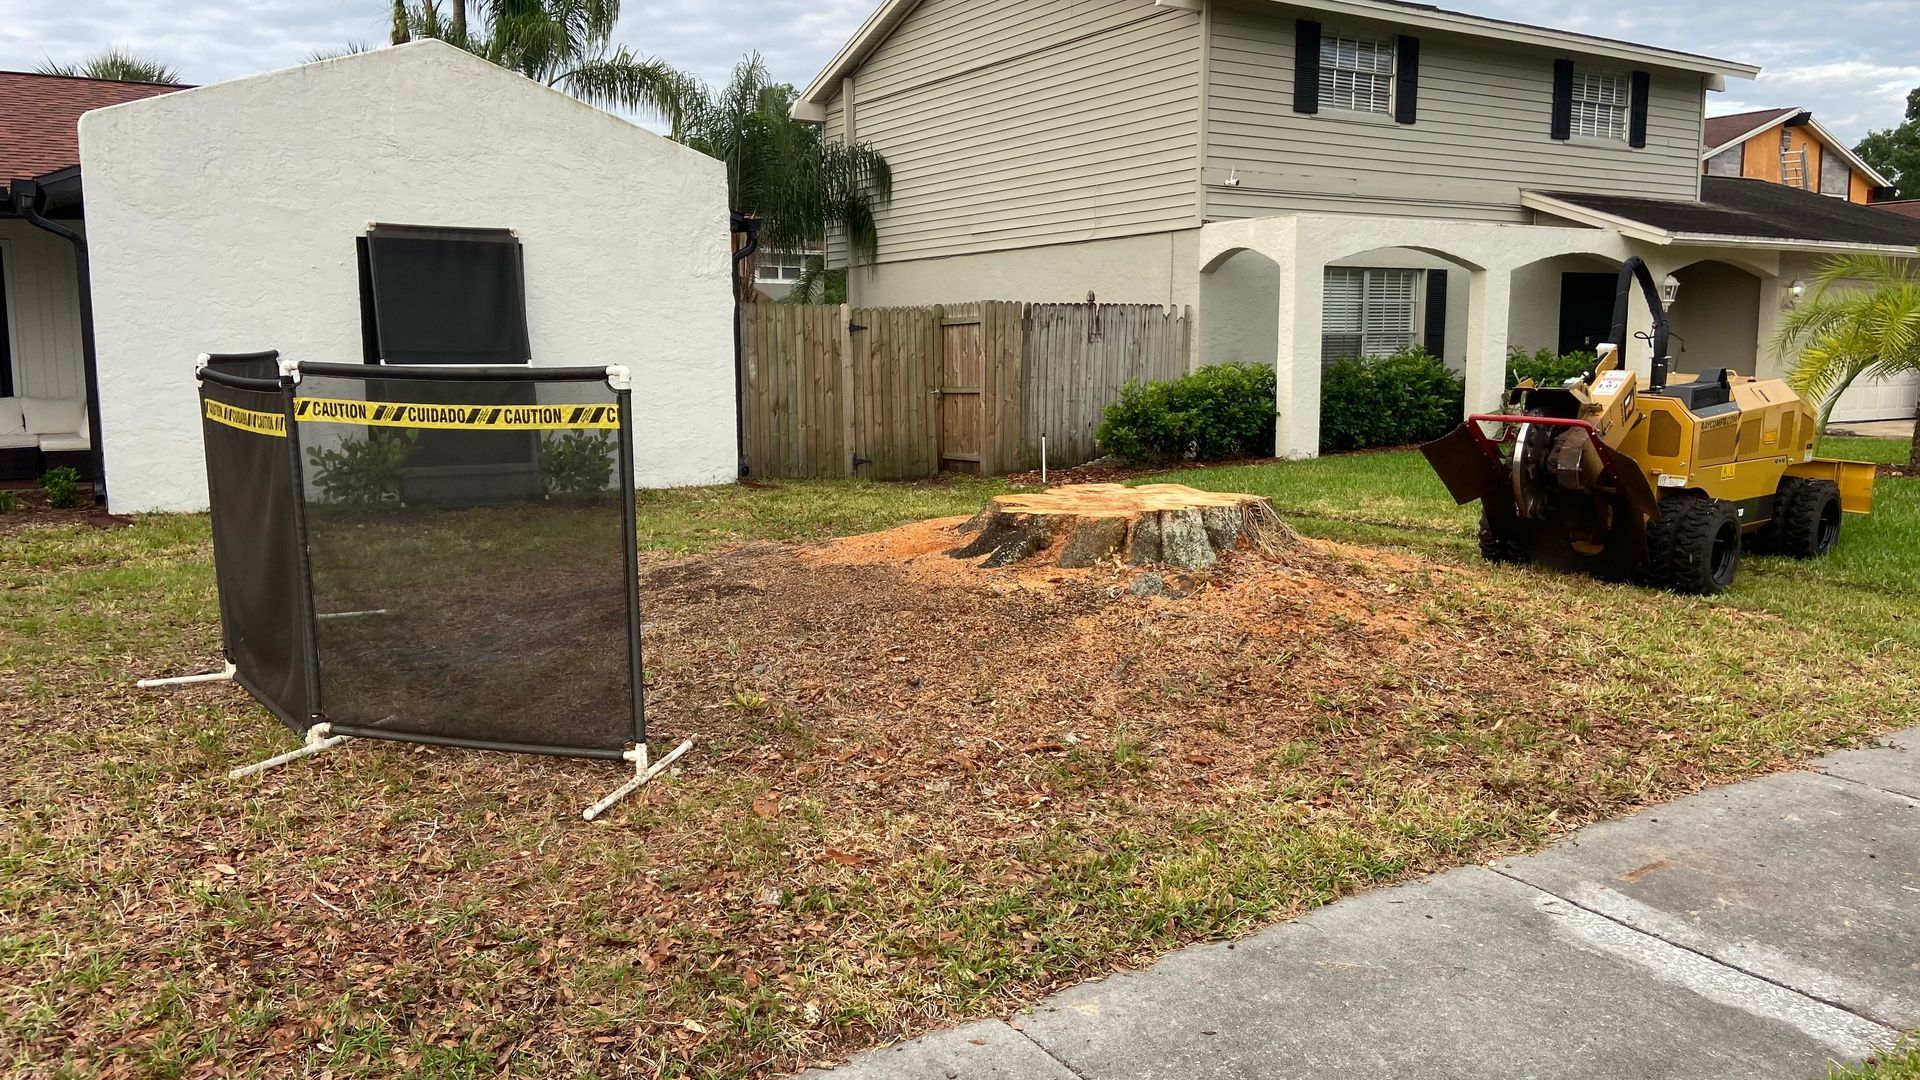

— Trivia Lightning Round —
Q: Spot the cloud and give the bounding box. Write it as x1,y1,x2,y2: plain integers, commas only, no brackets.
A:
2,0,1916,143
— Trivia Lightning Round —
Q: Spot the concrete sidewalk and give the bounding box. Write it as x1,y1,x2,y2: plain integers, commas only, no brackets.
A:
811,731,1919,1080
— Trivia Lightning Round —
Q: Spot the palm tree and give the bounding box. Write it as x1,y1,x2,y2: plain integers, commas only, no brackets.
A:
36,47,182,84
375,0,690,124
669,57,893,300
1778,254,1920,465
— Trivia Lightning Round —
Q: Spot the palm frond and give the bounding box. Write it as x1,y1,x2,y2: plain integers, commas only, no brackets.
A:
36,47,183,84
1778,254,1920,434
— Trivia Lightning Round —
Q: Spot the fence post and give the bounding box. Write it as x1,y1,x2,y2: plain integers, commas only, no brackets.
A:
839,303,856,477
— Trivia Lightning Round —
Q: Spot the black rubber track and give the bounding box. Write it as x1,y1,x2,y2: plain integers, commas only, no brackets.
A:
1643,493,1742,595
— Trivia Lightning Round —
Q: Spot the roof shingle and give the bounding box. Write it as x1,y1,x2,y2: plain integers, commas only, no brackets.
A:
1703,108,1798,153
1535,178,1920,248
0,70,184,182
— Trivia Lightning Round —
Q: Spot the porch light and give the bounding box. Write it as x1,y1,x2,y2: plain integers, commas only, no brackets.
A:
1786,279,1807,307
1661,274,1682,306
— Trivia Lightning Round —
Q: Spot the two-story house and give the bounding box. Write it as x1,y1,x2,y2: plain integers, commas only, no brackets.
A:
1702,108,1892,203
794,0,1920,451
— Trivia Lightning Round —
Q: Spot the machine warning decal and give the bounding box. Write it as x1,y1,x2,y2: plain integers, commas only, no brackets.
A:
203,399,288,438
1594,371,1630,395
293,398,621,431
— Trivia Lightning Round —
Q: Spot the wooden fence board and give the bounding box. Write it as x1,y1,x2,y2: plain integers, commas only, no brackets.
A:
740,301,1189,480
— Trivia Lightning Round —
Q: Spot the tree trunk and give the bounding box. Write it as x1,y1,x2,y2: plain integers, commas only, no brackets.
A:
451,0,467,42
948,484,1293,571
390,0,410,44
1910,409,1919,468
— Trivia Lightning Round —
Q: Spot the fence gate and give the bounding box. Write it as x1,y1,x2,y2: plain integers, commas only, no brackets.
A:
938,307,982,472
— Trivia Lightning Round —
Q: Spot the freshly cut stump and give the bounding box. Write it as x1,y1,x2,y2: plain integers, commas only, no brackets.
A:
948,483,1292,570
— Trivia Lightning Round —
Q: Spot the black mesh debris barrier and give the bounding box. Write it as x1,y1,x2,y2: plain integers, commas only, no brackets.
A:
150,356,675,817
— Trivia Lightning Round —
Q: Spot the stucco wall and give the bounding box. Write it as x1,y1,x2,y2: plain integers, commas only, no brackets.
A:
848,229,1200,310
80,41,735,513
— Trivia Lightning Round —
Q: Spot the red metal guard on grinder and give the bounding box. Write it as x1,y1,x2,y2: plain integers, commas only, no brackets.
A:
1465,414,1628,487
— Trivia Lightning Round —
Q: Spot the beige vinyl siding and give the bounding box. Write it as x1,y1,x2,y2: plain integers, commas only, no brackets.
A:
824,95,849,267
0,219,86,400
844,0,1202,265
1203,0,1707,222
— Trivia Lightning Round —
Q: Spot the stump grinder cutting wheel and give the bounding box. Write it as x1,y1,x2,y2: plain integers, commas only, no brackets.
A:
1421,257,1876,595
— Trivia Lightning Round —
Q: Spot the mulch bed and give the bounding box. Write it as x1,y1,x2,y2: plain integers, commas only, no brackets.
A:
0,484,130,534
1878,462,1920,479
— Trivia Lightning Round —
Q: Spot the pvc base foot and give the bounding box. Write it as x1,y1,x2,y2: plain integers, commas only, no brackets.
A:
584,738,694,821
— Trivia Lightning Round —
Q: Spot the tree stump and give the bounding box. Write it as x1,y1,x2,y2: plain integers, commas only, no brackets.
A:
947,483,1293,570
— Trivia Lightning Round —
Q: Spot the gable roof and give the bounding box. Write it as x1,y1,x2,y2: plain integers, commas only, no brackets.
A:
795,0,1760,115
1702,108,1798,154
1873,200,1920,221
1700,106,1891,187
1524,177,1920,253
0,70,185,182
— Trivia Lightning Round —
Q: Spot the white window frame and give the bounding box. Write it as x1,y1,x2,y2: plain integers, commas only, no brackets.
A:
1570,68,1629,142
754,250,812,284
1319,33,1395,116
1322,267,1423,363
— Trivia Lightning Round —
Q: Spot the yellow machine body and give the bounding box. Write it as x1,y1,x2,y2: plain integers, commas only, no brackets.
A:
1422,256,1875,593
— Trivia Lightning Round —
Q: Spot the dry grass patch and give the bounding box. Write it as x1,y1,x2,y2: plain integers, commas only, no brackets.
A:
3,504,1916,1079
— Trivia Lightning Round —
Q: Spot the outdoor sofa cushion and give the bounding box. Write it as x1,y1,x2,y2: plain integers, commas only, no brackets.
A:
20,397,86,437
0,398,25,437
37,432,90,453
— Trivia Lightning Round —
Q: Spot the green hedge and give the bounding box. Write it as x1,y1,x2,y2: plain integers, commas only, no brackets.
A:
1097,362,1277,464
1507,347,1596,389
1320,346,1465,453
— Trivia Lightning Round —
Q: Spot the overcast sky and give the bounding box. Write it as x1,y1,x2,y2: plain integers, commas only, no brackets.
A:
2,0,1916,144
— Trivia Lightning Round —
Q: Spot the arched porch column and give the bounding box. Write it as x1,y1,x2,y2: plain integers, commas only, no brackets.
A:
1464,266,1512,416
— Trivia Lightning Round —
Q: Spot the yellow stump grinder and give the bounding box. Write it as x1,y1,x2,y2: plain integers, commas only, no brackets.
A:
1422,257,1875,595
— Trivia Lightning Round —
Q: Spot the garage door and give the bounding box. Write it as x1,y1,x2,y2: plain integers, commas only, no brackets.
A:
1829,372,1920,423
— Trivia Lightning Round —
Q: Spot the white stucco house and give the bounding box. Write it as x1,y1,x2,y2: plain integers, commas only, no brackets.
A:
0,70,181,486
73,40,735,513
794,0,1920,455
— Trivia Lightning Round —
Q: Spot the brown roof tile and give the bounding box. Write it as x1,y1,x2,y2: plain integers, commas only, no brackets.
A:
0,70,185,182
1703,108,1799,153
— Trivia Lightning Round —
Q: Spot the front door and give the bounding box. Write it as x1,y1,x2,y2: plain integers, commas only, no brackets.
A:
1558,272,1617,356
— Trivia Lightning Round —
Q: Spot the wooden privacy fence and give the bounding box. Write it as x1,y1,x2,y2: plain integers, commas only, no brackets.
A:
740,301,1189,480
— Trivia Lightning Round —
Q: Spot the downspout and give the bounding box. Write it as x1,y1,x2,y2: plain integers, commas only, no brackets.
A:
730,211,762,478
12,182,107,505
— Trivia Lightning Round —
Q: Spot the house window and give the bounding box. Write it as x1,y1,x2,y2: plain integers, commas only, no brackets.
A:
754,250,812,284
358,223,531,366
1820,152,1850,199
1570,70,1629,141
1319,33,1394,115
1705,146,1742,177
1323,268,1420,362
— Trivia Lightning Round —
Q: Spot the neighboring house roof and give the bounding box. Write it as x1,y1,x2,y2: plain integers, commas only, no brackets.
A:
1702,108,1799,153
794,0,1760,116
1873,200,1920,220
1524,177,1920,253
1700,105,1891,188
0,70,184,182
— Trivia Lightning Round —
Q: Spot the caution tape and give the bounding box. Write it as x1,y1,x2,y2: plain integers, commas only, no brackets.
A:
203,399,288,438
293,397,621,431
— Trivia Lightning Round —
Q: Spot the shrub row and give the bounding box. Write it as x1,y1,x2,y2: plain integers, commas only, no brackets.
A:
1095,346,1601,464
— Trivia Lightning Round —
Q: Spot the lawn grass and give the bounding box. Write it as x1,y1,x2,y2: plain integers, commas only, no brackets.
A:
1833,1041,1920,1080
3,443,1916,1079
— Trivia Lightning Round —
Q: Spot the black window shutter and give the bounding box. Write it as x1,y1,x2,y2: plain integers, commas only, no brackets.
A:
1550,58,1574,140
1628,70,1651,148
1294,20,1322,115
1394,35,1420,124
1423,270,1448,357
